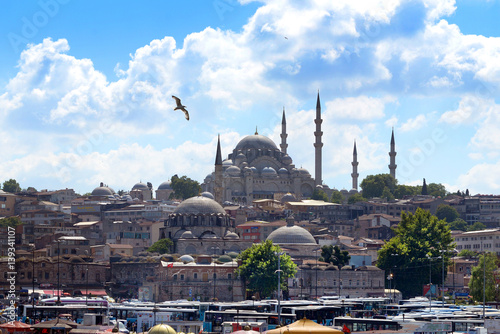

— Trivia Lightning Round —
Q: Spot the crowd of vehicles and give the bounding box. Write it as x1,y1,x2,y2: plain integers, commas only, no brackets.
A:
12,295,500,333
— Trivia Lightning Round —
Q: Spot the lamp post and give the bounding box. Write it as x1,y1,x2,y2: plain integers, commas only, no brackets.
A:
275,251,284,326
54,238,64,305
482,241,486,319
314,249,319,299
31,244,36,324
84,250,89,307
211,246,219,302
426,254,432,311
387,272,394,303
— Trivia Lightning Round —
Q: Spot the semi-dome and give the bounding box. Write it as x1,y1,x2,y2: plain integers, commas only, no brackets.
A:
180,230,195,239
278,168,289,174
200,191,214,199
179,254,195,263
158,181,172,190
235,134,278,151
266,225,317,244
132,182,149,190
297,168,311,176
224,231,239,240
262,167,277,176
174,196,226,215
226,166,241,176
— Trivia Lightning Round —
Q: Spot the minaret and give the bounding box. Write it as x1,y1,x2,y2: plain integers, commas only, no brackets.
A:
214,134,223,204
388,128,397,180
280,107,288,154
314,91,323,186
351,141,359,191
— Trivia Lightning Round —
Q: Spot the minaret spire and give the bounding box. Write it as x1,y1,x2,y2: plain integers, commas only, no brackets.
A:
388,128,397,180
351,140,359,191
280,107,288,154
214,134,223,204
314,91,323,186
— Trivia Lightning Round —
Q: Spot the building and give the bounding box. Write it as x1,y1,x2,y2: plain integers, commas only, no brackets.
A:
202,113,316,204
0,190,17,217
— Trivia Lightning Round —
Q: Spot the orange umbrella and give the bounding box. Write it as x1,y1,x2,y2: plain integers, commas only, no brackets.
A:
0,321,32,333
265,318,343,334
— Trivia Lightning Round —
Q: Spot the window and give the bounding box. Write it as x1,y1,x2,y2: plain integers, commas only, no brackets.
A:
180,274,184,281
227,273,232,280
194,273,198,279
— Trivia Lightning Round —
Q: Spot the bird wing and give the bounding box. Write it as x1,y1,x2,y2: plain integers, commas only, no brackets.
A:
172,95,182,108
182,108,190,121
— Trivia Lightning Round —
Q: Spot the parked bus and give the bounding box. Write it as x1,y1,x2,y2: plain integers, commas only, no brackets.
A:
203,309,296,333
334,317,401,332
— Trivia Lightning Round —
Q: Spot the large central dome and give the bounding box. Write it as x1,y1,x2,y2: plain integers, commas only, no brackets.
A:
174,196,226,215
235,134,278,151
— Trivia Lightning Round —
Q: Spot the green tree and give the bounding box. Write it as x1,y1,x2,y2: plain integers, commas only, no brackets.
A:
435,204,459,222
319,245,350,267
469,252,498,302
458,249,477,258
381,186,395,201
347,193,367,204
394,185,419,199
448,218,468,231
468,222,487,232
2,179,21,193
422,178,428,195
237,240,297,298
360,174,397,199
427,183,447,197
26,187,37,193
169,174,201,200
0,216,23,228
147,238,173,254
377,208,455,298
311,189,328,201
330,190,344,204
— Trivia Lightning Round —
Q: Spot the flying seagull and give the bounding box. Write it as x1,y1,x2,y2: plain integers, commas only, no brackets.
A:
172,95,189,120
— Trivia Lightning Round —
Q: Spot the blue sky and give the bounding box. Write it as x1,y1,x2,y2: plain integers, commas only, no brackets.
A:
1,0,500,196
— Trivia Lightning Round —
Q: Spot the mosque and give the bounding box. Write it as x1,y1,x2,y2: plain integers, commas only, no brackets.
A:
201,93,397,204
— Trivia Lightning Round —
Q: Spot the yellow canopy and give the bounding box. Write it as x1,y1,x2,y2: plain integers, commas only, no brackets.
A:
265,318,343,334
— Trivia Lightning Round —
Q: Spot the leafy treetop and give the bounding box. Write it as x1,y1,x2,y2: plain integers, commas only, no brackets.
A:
2,179,21,193
237,240,297,299
377,208,455,298
147,238,173,254
169,174,202,200
319,245,350,268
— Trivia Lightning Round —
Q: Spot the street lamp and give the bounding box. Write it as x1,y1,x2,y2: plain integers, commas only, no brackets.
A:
84,250,89,307
54,238,65,305
426,254,433,311
31,244,36,324
314,248,320,299
210,246,220,302
275,251,284,326
482,241,486,319
387,272,394,303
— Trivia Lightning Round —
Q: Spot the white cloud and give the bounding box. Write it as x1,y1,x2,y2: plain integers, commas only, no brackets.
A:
325,96,396,121
399,114,428,132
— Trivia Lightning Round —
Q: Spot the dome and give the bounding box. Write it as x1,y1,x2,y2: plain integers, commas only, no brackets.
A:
224,231,239,240
227,251,239,258
148,324,176,334
218,255,232,263
200,192,214,199
282,154,293,165
222,159,233,168
91,185,114,196
266,225,317,244
174,196,226,215
158,181,172,190
262,167,277,176
226,166,241,176
235,134,278,151
249,167,258,173
180,230,195,239
179,254,195,263
297,168,311,176
132,182,148,190
281,193,297,203
278,168,289,174
204,174,213,181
